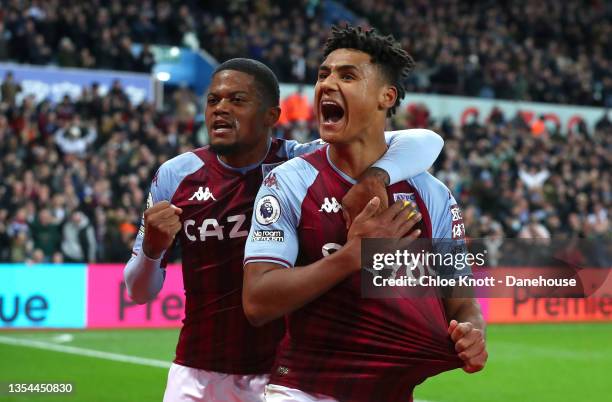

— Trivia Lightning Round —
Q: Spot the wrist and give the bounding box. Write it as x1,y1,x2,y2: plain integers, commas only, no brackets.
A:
142,241,162,260
334,238,362,273
361,167,390,186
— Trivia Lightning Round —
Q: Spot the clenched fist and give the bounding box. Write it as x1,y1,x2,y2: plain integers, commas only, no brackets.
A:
448,319,488,373
142,201,183,259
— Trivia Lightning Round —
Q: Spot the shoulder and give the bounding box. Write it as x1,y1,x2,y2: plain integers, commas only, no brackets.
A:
160,149,205,174
151,150,205,200
268,154,319,186
408,172,453,203
260,156,320,213
156,150,204,182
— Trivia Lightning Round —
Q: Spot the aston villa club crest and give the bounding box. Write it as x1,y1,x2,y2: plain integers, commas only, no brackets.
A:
393,192,416,203
263,173,279,189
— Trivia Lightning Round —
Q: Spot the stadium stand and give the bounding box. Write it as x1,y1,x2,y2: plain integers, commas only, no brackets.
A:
0,0,609,263
1,0,610,105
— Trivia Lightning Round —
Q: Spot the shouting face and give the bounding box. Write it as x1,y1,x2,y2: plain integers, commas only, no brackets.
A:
314,48,397,144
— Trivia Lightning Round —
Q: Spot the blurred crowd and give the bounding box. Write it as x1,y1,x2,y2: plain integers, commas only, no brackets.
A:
391,105,611,253
346,0,612,107
0,72,198,263
0,0,610,264
1,0,610,106
1,66,609,264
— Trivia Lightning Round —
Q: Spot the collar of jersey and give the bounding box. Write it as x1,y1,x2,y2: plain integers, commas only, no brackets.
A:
216,137,272,175
326,146,357,185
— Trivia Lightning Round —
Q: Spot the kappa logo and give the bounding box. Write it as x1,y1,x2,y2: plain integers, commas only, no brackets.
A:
188,187,216,201
319,197,342,213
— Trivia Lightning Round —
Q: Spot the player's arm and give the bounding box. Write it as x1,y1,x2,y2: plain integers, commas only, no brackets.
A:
431,190,487,373
343,129,443,226
286,129,444,226
285,129,443,178
123,167,182,304
243,243,360,327
242,171,422,327
285,129,443,182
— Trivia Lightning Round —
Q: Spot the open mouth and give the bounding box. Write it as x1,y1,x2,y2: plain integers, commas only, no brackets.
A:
320,100,345,124
211,119,234,133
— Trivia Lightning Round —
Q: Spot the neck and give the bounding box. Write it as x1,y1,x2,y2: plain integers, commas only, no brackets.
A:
328,128,387,179
219,136,270,168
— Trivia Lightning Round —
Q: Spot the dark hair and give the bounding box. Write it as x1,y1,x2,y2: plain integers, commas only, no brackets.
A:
323,25,415,117
213,58,280,108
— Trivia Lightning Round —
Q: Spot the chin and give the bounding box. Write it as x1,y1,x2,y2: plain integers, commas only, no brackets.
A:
210,141,241,155
319,127,350,144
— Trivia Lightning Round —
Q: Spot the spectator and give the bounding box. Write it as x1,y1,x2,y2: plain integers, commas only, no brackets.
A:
519,165,550,189
54,121,97,157
57,37,79,67
1,71,22,106
60,210,97,263
28,208,62,261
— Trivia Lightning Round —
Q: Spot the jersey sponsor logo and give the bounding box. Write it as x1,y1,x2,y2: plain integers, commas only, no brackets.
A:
319,197,342,213
256,195,281,225
262,162,283,177
263,172,279,189
188,186,216,202
450,204,465,239
450,205,463,222
183,214,248,241
393,192,416,203
252,230,284,242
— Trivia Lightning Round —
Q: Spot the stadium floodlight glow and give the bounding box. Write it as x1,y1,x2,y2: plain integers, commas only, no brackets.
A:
156,72,171,82
170,46,180,57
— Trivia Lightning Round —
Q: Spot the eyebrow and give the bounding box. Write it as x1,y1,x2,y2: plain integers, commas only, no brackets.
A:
207,91,250,97
318,64,360,72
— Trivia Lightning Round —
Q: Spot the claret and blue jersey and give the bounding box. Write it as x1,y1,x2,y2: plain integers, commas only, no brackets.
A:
127,138,323,374
244,145,468,401
125,130,441,376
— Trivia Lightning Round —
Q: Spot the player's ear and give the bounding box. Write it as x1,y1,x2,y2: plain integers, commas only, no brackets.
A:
378,84,397,111
264,105,281,127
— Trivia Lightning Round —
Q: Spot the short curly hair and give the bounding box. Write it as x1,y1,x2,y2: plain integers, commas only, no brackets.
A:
323,25,415,117
213,58,280,108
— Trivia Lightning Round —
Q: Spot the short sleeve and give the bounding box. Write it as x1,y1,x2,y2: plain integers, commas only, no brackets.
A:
244,170,301,268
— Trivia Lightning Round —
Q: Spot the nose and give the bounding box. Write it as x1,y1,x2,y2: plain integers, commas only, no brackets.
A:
212,98,231,115
318,74,338,94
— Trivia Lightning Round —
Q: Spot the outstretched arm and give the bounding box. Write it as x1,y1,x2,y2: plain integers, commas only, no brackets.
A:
342,129,444,227
285,128,443,183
